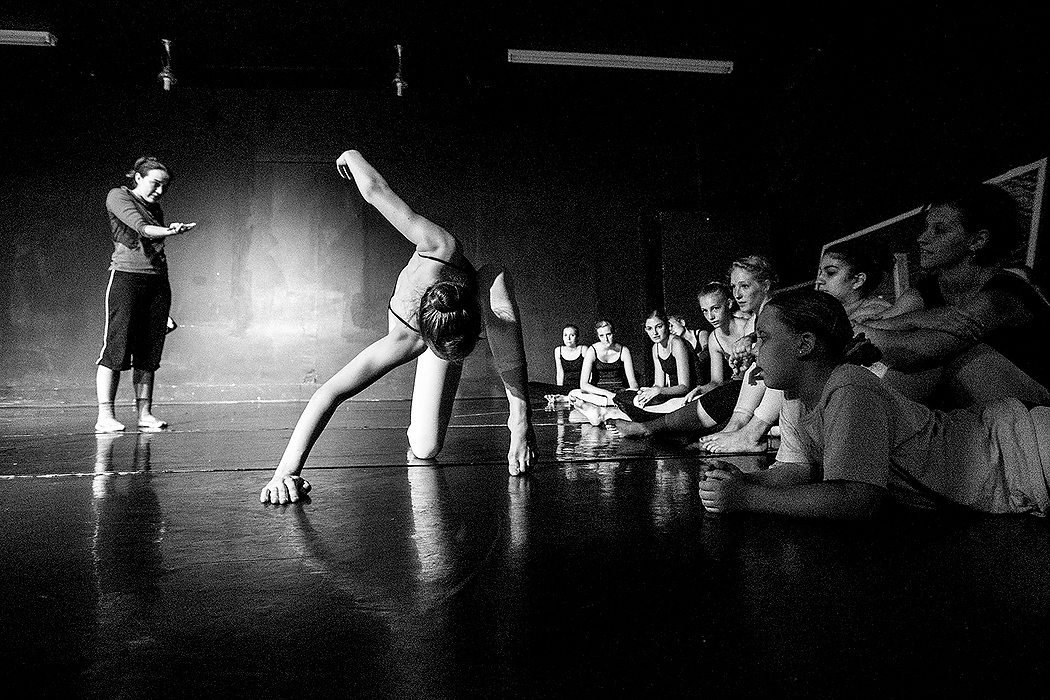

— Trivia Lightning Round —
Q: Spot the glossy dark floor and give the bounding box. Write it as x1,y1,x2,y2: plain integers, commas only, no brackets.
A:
3,398,1050,699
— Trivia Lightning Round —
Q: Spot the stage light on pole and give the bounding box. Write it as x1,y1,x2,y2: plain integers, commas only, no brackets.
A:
393,44,407,97
158,39,176,91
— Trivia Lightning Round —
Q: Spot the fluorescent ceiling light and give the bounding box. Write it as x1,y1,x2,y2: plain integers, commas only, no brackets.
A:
0,29,58,47
507,49,732,74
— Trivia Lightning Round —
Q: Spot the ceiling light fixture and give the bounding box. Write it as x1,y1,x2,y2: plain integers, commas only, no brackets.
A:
0,29,58,47
507,49,733,74
393,44,407,96
158,39,176,91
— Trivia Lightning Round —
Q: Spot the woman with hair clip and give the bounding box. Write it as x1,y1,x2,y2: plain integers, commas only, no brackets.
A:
699,288,1050,517
696,238,897,454
608,255,776,439
261,150,535,504
95,156,198,433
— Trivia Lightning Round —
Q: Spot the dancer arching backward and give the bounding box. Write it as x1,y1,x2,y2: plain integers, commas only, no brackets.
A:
96,156,199,434
609,255,776,439
570,320,639,406
700,289,1050,517
696,238,896,454
261,150,535,504
615,310,696,411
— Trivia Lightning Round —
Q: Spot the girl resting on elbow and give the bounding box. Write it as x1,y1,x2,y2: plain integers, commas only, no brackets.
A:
700,288,1050,518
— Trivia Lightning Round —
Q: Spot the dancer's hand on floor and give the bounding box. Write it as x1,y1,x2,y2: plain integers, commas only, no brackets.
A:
260,474,312,505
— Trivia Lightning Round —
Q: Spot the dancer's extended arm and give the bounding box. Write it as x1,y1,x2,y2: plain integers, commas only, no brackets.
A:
478,265,536,475
336,149,456,258
261,323,426,505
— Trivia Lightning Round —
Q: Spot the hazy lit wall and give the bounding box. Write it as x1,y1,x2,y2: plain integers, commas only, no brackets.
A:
0,85,698,402
3,19,1048,404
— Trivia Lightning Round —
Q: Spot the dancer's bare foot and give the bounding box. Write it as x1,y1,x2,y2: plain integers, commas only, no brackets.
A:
690,430,767,454
571,398,607,426
137,413,168,431
94,416,126,433
607,418,651,439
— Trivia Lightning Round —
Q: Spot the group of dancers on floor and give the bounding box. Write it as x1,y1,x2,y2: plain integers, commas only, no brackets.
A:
99,149,1050,518
542,246,896,454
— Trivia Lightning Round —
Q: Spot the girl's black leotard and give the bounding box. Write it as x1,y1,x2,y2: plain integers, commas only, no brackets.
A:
657,349,694,389
690,335,711,386
560,348,586,387
711,329,734,378
388,252,475,333
592,348,628,391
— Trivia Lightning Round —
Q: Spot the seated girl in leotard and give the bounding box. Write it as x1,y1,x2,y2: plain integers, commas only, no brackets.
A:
696,238,896,454
609,255,776,439
261,150,535,504
700,288,1050,517
570,320,639,407
686,281,749,398
531,323,587,403
669,314,711,388
613,310,696,413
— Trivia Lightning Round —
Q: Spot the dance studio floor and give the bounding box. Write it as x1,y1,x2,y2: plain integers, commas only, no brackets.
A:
3,396,1050,699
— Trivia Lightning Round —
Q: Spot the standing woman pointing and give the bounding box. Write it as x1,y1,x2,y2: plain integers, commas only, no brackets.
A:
95,156,197,433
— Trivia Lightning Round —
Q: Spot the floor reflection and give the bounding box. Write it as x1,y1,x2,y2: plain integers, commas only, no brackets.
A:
650,459,696,530
88,432,165,696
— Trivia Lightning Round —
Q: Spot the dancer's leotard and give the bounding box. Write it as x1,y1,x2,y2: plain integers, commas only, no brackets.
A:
388,252,475,333
560,348,586,387
592,349,628,391
657,346,698,389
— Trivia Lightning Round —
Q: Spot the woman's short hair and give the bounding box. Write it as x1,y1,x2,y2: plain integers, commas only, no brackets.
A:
765,289,882,366
729,254,778,290
418,279,481,362
563,323,580,335
595,319,613,332
823,239,894,297
929,183,1024,267
127,156,169,181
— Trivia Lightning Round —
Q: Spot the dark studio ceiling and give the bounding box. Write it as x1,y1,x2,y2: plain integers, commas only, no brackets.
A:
3,3,1041,100
2,2,1047,237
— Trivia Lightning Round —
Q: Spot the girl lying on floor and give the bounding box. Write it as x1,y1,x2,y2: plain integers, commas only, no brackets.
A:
699,288,1050,517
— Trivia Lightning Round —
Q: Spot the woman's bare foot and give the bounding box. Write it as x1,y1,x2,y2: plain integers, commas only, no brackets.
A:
571,398,607,426
607,418,651,438
137,413,169,431
690,430,767,454
94,416,126,433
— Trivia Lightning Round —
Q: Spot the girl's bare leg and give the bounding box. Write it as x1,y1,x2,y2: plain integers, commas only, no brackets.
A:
407,348,463,459
133,369,168,430
95,366,125,433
